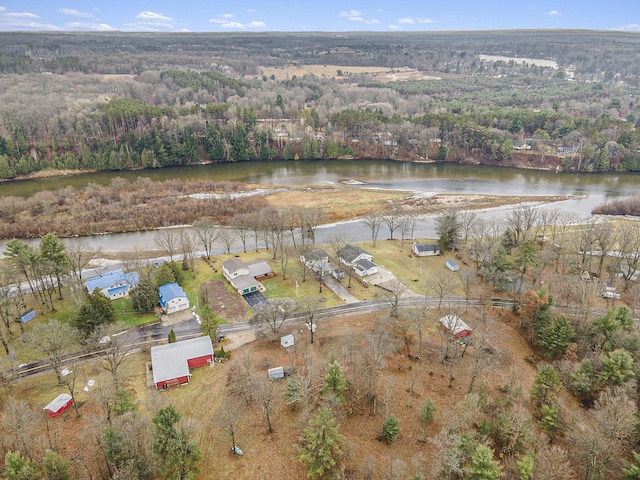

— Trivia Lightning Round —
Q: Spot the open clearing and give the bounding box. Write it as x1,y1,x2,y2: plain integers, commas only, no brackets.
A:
254,64,442,81
263,185,574,223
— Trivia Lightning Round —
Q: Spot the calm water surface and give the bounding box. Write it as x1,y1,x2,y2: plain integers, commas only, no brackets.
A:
1,160,638,253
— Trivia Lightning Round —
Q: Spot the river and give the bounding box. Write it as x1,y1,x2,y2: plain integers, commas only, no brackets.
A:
1,160,638,254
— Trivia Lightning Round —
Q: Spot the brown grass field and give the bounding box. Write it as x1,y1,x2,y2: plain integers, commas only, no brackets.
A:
252,64,442,81
263,185,572,224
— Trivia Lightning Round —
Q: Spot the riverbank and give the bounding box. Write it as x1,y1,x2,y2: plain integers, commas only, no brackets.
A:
0,152,569,186
0,173,576,240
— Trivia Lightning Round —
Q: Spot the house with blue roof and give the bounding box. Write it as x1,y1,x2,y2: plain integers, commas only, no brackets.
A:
85,269,139,300
159,283,190,314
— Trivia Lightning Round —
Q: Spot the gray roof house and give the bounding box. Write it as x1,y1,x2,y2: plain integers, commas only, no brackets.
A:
338,244,378,277
412,242,440,257
300,248,332,275
222,258,273,295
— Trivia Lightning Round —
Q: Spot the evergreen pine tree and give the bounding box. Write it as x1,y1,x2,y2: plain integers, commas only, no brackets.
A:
467,444,502,480
296,407,344,480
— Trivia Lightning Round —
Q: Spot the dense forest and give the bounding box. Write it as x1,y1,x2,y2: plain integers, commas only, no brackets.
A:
0,30,640,180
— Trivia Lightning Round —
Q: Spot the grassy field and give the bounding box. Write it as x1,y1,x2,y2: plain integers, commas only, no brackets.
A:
342,238,467,297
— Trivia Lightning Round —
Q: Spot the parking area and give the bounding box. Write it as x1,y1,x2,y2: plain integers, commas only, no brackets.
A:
243,291,267,308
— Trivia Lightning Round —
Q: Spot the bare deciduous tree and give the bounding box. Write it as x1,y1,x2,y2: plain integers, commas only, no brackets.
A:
91,323,132,390
65,239,101,281
217,227,236,254
362,212,383,247
298,296,321,344
155,229,180,261
180,229,199,272
298,207,326,246
458,210,479,246
591,219,617,278
427,272,458,309
250,298,296,340
614,221,640,289
384,213,401,241
27,319,78,384
215,400,244,453
194,220,218,259
506,205,538,245
568,387,635,480
257,377,275,433
379,279,409,318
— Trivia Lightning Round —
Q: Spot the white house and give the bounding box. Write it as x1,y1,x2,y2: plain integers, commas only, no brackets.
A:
338,244,378,277
222,258,273,295
85,269,139,300
354,259,378,277
158,283,190,314
412,242,440,257
299,248,332,276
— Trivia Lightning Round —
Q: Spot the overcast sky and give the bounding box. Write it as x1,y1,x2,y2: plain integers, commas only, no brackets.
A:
0,1,638,32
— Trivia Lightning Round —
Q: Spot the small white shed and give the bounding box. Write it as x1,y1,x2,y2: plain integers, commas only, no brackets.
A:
446,259,460,272
268,367,285,380
281,334,295,348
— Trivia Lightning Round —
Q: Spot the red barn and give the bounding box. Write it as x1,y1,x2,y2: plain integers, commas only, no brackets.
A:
151,336,214,390
438,315,472,339
43,393,73,418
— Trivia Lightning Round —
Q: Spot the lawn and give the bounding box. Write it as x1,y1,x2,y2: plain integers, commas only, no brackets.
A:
343,238,467,296
212,249,348,307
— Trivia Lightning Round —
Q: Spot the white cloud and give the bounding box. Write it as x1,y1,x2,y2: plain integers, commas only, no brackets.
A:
339,9,362,18
0,10,60,31
221,13,234,18
339,9,381,23
543,10,561,16
210,17,266,29
129,11,175,30
59,8,93,18
66,21,116,31
397,16,432,25
136,11,173,22
389,24,402,30
222,21,245,29
248,9,255,13
4,12,40,19
618,23,640,31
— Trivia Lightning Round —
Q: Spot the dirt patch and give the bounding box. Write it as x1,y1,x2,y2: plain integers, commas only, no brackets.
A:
200,279,248,323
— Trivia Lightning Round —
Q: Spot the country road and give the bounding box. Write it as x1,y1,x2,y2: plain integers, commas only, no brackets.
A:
8,295,619,381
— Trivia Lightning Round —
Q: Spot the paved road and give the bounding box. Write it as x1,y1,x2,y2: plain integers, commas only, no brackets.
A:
9,295,619,380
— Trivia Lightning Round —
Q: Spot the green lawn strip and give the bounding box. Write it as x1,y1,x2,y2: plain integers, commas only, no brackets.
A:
111,298,157,327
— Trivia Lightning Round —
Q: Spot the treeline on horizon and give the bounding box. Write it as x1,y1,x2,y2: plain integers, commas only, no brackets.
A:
1,31,640,180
